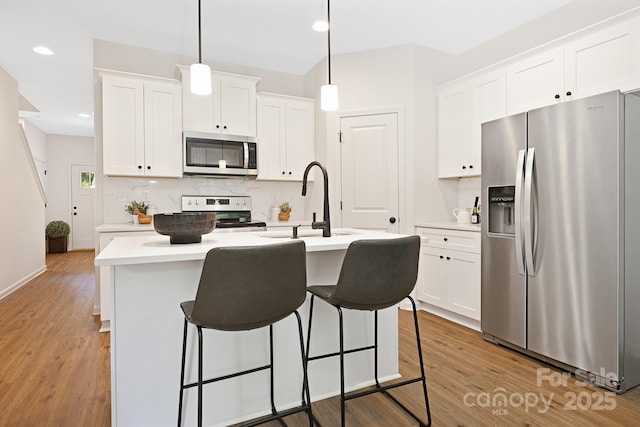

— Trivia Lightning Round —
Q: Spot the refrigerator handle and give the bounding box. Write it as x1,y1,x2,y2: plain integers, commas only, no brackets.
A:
524,147,536,276
514,149,526,275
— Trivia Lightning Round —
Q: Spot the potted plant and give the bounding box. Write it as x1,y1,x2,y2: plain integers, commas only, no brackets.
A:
278,201,291,221
46,220,70,253
125,201,149,224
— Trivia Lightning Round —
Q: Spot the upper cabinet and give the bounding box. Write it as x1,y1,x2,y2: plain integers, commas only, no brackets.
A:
178,65,260,137
507,17,640,115
438,68,506,178
256,93,315,181
101,71,182,178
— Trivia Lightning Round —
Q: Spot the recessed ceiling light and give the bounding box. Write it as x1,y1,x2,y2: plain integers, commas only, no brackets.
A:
78,113,92,118
312,20,329,32
33,46,55,55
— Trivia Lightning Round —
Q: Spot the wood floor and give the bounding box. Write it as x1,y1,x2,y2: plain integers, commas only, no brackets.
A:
1,251,638,426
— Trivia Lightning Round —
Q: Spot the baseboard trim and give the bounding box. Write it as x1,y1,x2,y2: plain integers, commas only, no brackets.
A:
0,265,47,301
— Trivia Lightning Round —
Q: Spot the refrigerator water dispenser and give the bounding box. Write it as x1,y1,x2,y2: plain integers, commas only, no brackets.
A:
488,186,515,235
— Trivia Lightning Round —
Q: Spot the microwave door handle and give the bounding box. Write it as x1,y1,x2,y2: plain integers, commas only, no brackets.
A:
244,143,249,169
523,147,536,276
514,149,526,275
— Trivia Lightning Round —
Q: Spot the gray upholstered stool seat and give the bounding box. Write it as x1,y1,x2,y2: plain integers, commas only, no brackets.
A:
305,235,431,426
177,240,314,427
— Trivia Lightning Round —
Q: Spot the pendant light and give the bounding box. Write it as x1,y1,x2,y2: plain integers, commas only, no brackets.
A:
321,0,339,111
190,0,211,95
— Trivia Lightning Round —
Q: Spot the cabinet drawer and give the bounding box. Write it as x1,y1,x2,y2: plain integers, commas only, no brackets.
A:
415,227,480,254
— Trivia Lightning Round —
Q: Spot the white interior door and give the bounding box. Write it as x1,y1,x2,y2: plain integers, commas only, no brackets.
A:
340,113,399,232
71,164,95,250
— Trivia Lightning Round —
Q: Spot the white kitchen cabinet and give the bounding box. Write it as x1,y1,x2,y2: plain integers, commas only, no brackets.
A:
416,226,481,322
507,17,640,114
179,65,260,136
101,71,182,177
438,68,506,178
257,93,315,181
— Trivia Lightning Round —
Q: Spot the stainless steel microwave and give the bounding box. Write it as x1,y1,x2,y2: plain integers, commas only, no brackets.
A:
183,131,258,177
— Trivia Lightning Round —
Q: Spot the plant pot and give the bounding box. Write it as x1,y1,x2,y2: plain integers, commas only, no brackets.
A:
278,211,291,221
48,236,68,253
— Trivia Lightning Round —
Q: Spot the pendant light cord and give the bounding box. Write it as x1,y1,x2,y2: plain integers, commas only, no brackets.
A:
197,0,203,64
327,0,332,84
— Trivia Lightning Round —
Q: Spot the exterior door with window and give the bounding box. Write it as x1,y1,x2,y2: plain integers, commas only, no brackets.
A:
340,113,399,232
71,164,95,250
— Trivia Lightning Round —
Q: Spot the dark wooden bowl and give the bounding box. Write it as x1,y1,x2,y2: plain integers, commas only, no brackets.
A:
153,212,216,244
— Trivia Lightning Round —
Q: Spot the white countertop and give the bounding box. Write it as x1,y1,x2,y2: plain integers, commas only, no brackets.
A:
94,228,408,267
415,221,481,232
96,223,156,233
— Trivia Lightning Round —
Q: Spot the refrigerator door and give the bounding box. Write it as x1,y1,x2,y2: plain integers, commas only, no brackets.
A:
481,113,527,347
526,91,621,377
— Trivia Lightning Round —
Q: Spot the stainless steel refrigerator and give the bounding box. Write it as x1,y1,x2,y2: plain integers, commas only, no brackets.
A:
481,90,640,393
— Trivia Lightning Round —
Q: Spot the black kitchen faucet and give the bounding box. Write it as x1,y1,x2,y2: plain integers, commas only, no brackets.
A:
302,161,331,237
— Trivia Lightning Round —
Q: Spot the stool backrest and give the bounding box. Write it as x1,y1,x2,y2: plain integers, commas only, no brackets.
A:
328,235,420,310
191,240,307,331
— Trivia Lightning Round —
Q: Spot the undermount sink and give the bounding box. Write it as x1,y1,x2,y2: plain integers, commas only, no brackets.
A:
258,230,356,239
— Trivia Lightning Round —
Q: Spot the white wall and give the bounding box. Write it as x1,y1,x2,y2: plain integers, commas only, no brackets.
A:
21,118,48,195
0,66,46,299
46,134,94,227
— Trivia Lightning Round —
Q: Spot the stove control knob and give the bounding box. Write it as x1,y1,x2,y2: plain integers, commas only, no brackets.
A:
242,200,247,205
187,200,192,205
195,200,199,205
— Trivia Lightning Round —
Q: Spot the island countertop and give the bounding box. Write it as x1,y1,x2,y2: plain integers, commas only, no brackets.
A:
94,228,407,267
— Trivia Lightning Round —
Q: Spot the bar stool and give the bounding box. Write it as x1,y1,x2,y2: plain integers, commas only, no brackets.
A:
305,235,431,426
177,240,313,427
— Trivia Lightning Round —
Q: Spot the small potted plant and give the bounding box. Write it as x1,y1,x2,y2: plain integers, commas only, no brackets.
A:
46,220,70,253
278,201,291,221
125,201,149,224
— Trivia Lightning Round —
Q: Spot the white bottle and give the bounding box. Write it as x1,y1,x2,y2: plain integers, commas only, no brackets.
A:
270,206,280,221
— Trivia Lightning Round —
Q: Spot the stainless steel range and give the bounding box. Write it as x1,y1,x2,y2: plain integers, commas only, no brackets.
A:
181,195,267,232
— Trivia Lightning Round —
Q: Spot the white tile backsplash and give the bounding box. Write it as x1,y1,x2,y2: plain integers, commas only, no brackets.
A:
457,177,481,211
102,176,315,224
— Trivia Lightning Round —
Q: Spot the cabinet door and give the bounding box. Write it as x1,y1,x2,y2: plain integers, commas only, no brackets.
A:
284,99,314,180
438,82,468,178
506,47,565,114
257,96,286,180
565,18,640,99
180,68,216,133
143,81,183,178
468,69,506,176
103,76,145,176
219,76,257,136
446,251,481,321
417,246,447,307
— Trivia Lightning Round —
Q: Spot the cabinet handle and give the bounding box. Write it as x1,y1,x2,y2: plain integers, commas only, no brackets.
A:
216,125,220,129
462,165,466,170
223,125,227,130
446,256,451,260
469,165,473,169
439,255,444,259
282,171,286,175
554,94,560,99
443,237,448,242
138,165,142,170
288,171,292,175
566,91,572,96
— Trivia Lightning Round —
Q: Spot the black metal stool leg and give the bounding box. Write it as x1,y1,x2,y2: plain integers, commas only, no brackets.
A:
178,318,188,427
338,306,345,427
374,310,380,387
303,295,315,403
294,310,314,425
269,324,277,415
197,325,203,427
408,296,431,426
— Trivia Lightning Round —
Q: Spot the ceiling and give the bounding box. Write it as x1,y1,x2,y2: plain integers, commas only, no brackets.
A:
1,0,639,137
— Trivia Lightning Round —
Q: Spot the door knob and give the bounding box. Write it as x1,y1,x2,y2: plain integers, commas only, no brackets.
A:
389,217,396,224
73,212,77,216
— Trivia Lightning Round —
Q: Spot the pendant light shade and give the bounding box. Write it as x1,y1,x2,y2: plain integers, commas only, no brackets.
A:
191,0,211,95
321,84,339,111
190,63,212,95
320,0,338,111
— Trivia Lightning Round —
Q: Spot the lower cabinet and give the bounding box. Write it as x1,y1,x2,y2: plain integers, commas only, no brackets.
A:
415,226,481,322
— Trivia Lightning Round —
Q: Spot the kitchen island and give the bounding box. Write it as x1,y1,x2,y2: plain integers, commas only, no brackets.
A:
95,228,408,427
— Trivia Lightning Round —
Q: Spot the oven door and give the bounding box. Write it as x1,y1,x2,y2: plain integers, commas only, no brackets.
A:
183,132,257,176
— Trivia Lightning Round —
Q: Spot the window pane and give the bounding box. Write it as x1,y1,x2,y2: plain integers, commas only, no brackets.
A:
80,172,95,189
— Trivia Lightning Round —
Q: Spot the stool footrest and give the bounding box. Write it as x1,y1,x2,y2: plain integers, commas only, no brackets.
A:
307,344,376,362
183,364,271,390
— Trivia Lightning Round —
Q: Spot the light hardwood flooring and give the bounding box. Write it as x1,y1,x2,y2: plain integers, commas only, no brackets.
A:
0,250,638,426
